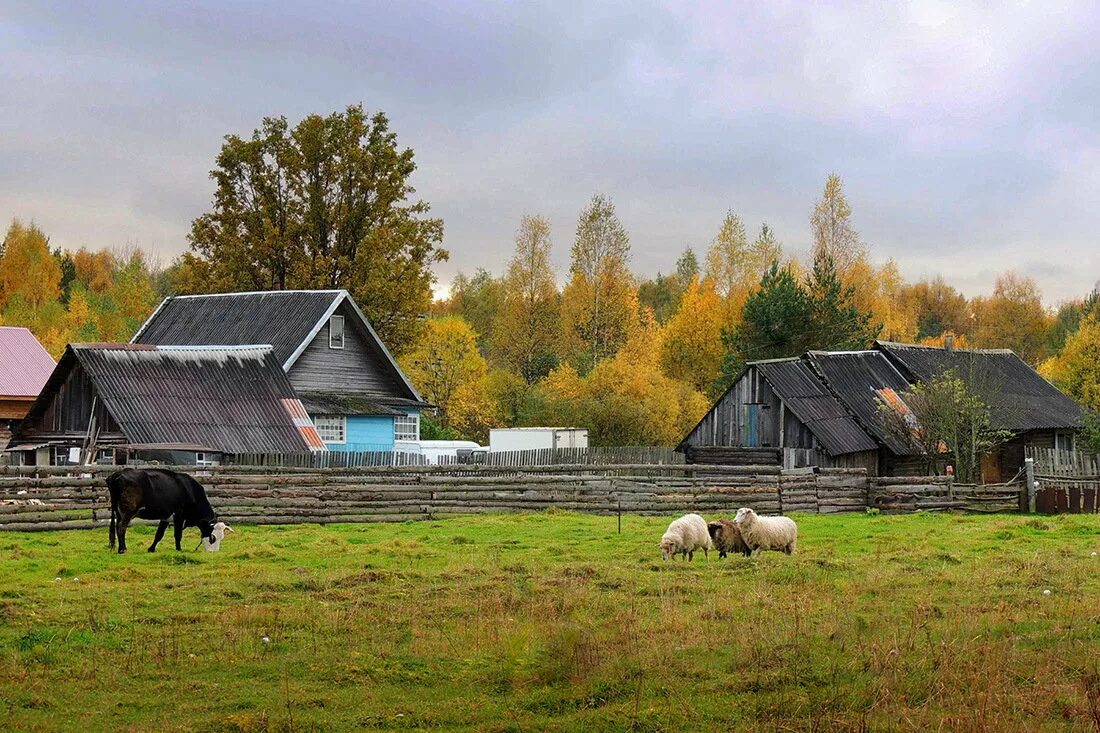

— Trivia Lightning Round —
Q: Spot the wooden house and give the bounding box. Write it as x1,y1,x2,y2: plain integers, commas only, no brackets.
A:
9,344,324,465
0,327,56,450
679,341,1086,480
131,290,431,452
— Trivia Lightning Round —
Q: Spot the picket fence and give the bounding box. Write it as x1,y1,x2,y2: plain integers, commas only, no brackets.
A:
0,463,1027,533
1025,446,1100,514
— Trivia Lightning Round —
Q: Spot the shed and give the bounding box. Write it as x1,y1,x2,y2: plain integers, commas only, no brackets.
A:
9,344,324,465
677,358,880,472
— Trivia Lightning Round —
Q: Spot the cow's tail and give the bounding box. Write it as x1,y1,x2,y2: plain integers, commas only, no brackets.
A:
107,471,120,549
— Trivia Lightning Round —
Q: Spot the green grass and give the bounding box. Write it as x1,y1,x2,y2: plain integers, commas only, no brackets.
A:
2,511,1100,732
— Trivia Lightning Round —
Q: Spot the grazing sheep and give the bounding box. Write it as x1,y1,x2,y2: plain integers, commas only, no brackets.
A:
733,508,797,555
707,519,751,558
659,513,712,561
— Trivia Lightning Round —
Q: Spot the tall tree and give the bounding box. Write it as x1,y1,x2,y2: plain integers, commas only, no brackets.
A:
806,252,881,350
810,174,865,273
903,276,973,340
717,262,815,387
398,317,498,440
971,271,1052,365
492,215,560,383
676,247,699,283
753,224,782,267
638,247,699,324
1039,315,1100,411
184,105,447,351
0,220,62,315
560,194,636,368
661,276,726,394
437,269,505,354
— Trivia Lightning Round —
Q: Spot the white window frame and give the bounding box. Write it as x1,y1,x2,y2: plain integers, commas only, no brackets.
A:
394,412,420,442
329,315,345,350
195,452,220,467
315,415,347,444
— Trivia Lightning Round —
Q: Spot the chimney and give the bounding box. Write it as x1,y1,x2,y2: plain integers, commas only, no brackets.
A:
944,333,955,352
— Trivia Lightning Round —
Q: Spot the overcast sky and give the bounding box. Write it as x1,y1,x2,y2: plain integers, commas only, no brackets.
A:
2,1,1099,303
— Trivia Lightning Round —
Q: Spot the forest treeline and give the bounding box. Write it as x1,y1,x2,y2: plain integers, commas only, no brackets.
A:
2,106,1097,446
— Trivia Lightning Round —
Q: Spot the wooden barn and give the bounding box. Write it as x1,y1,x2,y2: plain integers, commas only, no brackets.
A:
677,357,883,473
679,340,1086,480
8,344,324,466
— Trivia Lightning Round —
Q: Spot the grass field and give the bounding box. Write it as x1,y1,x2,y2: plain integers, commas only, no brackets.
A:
2,511,1100,732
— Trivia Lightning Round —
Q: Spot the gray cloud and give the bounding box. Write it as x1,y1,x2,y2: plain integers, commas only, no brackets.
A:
1,0,1098,303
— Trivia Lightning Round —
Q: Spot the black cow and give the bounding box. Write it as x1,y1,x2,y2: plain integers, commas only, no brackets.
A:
107,468,218,554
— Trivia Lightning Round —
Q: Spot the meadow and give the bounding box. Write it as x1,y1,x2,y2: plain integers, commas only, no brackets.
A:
1,511,1099,732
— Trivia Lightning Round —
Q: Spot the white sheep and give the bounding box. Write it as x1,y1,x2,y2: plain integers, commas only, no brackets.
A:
659,513,712,561
733,507,797,555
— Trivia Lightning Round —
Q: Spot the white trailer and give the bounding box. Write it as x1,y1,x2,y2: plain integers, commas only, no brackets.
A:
488,427,589,452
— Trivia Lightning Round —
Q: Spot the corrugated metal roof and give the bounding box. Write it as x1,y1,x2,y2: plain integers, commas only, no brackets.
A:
132,291,341,367
755,360,879,456
875,341,1084,431
807,350,918,456
0,326,55,397
35,344,319,454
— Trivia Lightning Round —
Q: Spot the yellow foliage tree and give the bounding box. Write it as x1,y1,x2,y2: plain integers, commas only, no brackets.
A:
1039,317,1100,410
661,276,726,393
72,248,116,294
847,257,918,342
0,220,61,314
398,317,499,440
559,194,637,368
704,211,775,325
539,311,709,445
971,271,1053,364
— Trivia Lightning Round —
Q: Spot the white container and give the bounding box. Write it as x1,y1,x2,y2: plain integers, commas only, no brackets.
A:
488,428,589,452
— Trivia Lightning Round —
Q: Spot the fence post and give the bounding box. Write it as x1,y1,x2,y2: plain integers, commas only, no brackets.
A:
1025,457,1036,513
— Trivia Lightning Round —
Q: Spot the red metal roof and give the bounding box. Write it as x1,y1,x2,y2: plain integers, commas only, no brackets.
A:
0,327,55,397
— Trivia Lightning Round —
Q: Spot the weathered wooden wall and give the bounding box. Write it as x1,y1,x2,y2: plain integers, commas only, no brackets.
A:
0,464,1024,532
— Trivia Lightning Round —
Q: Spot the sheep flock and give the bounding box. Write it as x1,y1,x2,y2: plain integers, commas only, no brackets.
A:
659,508,797,561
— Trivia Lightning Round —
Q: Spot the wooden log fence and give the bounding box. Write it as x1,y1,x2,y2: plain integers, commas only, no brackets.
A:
0,463,1025,532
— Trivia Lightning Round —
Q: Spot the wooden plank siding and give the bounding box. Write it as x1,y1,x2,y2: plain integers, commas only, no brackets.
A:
21,360,123,445
288,301,409,399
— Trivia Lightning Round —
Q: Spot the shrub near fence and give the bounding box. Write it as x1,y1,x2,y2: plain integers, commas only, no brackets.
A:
0,464,1021,532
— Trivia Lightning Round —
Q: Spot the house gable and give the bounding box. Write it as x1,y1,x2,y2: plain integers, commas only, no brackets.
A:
288,299,415,400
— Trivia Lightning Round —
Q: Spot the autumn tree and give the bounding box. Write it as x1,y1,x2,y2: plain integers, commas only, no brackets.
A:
536,312,708,445
184,105,447,351
971,272,1052,364
72,248,116,294
491,215,560,383
0,220,62,315
638,248,699,324
903,276,973,341
1039,316,1100,411
560,194,637,369
438,269,505,355
398,317,498,440
661,276,726,394
810,174,866,273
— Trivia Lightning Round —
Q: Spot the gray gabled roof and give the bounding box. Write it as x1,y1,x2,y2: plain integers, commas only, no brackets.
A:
18,344,325,454
874,341,1084,432
132,289,423,402
755,360,880,457
806,350,919,456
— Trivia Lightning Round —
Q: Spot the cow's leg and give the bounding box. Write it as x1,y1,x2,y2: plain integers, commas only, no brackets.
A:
173,515,185,551
109,506,117,550
116,512,136,554
148,520,169,553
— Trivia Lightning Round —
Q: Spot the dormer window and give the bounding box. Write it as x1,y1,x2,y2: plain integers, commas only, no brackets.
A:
329,315,345,349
